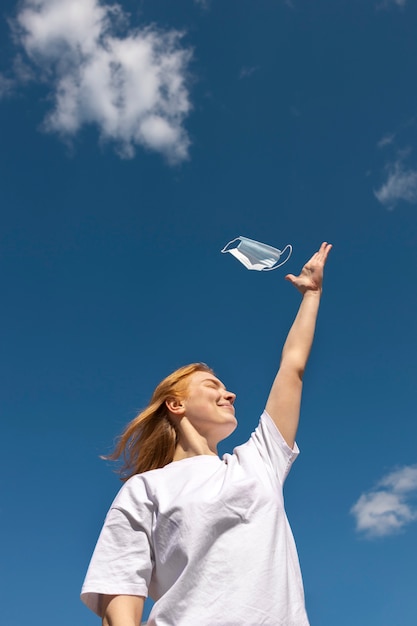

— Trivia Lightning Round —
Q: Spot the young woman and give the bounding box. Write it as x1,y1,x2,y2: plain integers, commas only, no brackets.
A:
81,242,332,626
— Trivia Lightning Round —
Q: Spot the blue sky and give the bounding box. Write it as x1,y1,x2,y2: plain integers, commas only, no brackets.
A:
1,1,417,624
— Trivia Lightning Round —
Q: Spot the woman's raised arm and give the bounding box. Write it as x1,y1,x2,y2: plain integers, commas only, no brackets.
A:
265,242,332,448
101,594,145,626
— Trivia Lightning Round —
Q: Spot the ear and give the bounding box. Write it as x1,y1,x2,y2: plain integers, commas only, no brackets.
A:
165,397,185,416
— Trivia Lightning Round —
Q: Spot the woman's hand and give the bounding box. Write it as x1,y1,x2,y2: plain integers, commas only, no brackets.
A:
285,242,332,295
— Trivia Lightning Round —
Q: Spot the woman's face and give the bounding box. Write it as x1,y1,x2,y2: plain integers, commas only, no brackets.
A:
181,371,237,442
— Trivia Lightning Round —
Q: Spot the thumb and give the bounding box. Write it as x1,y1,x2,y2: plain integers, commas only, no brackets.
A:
285,274,296,283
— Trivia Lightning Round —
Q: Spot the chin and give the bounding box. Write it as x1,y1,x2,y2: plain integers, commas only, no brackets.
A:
219,419,238,441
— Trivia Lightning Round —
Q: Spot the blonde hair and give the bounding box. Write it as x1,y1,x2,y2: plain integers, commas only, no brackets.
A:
105,363,213,480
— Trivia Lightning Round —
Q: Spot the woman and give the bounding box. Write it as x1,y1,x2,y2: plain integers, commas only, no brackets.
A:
81,242,332,626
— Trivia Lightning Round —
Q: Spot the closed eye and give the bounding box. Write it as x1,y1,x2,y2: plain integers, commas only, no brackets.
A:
201,378,224,390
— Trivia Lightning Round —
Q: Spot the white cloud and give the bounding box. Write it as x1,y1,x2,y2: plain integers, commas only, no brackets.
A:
10,0,192,162
379,465,417,493
374,159,417,209
351,465,417,538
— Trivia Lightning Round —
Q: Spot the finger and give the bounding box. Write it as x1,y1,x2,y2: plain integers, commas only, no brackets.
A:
317,242,331,263
322,242,332,262
307,250,320,265
285,274,296,283
317,241,328,259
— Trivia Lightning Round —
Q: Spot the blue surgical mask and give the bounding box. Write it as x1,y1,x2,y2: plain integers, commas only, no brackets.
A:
221,236,292,271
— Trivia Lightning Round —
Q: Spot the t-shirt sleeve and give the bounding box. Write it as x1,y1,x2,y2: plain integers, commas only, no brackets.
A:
80,476,154,616
245,410,300,485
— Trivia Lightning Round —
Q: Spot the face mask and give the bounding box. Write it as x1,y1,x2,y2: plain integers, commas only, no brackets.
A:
221,236,292,271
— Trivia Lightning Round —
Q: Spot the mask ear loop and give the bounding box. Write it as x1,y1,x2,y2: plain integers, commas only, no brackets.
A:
262,244,293,271
221,237,241,253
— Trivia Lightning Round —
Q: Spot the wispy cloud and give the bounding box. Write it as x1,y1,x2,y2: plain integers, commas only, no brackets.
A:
194,0,210,8
8,0,192,162
374,158,417,209
351,465,417,538
0,74,15,99
377,133,395,149
239,66,259,80
377,0,407,8
0,54,34,99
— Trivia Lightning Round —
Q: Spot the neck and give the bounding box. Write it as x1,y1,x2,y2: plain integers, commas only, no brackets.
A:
172,417,218,461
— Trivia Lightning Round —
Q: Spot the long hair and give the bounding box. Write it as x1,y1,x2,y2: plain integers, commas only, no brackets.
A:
105,363,214,480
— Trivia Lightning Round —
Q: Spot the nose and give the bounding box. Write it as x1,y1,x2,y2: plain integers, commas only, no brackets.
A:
225,390,236,405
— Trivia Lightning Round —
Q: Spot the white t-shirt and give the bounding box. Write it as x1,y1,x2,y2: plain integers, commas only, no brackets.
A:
81,411,309,626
